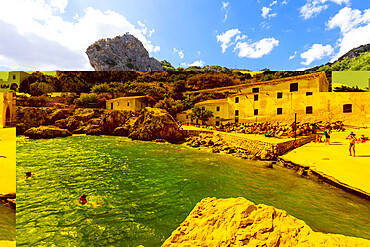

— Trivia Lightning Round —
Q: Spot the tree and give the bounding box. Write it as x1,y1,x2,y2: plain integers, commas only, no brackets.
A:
333,85,366,92
188,105,214,125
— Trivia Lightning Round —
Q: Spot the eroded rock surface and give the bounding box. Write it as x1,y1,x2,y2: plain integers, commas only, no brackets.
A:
162,197,370,247
24,126,72,139
129,107,184,143
86,33,163,71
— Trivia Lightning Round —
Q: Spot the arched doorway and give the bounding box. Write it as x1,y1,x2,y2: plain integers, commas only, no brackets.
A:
10,83,18,91
5,106,11,126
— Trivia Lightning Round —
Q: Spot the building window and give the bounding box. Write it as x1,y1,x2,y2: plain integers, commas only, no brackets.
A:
186,115,189,119
12,75,16,80
252,87,259,93
277,92,282,98
235,97,239,103
235,110,239,116
343,104,352,113
111,103,113,109
254,109,258,115
306,106,313,114
290,83,298,92
254,94,258,101
277,108,282,115
306,92,313,96
216,106,220,111
127,102,130,106
117,102,120,106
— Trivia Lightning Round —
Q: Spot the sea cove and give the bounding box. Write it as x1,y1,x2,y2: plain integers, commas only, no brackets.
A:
16,135,370,246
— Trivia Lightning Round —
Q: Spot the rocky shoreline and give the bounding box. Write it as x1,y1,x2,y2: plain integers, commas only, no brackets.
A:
162,197,370,246
183,133,277,161
17,106,184,143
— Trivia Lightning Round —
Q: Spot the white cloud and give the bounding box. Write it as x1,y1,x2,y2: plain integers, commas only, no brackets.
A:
270,1,278,6
282,0,288,5
300,2,328,19
300,0,350,19
327,7,370,33
261,6,277,19
289,51,298,60
216,29,241,53
333,23,370,60
173,48,184,59
234,38,279,58
300,44,334,66
221,2,230,22
0,0,160,70
262,7,271,19
197,51,201,56
326,7,370,60
181,60,205,68
49,0,68,13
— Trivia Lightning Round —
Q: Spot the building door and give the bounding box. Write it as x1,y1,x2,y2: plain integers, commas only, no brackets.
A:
111,103,113,109
216,121,220,126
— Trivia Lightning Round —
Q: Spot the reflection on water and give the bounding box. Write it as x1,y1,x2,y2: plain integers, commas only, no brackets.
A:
17,135,370,246
0,203,15,241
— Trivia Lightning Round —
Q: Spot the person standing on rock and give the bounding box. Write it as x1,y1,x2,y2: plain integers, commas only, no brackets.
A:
346,132,357,156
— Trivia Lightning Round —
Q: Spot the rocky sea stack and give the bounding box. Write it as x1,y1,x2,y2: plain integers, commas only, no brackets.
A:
86,33,163,71
163,197,370,246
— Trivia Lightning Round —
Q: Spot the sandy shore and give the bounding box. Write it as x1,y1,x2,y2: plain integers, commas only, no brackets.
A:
0,128,16,195
281,128,370,197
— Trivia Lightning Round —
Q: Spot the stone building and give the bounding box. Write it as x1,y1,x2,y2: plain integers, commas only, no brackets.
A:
176,72,370,127
0,92,16,128
0,71,30,92
106,96,148,112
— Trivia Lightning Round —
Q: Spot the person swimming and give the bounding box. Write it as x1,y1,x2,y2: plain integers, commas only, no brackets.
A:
25,172,35,178
80,194,87,205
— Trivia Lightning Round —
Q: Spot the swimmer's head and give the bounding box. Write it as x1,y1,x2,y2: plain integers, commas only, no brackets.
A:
26,172,32,177
80,194,87,205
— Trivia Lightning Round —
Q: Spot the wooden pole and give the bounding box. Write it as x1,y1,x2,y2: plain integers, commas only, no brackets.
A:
294,113,297,142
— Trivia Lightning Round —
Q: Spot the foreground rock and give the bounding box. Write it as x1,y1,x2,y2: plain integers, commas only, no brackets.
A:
0,193,16,209
86,33,163,71
24,126,72,139
129,107,184,143
162,197,370,246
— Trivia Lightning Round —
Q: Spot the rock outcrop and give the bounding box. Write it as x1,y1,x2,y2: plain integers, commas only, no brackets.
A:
16,107,52,135
0,193,16,210
184,134,276,160
86,33,163,71
129,107,184,143
162,197,370,247
24,126,72,139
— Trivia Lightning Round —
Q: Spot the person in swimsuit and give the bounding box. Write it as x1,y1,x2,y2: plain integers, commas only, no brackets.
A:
346,132,357,156
80,194,88,205
323,127,331,145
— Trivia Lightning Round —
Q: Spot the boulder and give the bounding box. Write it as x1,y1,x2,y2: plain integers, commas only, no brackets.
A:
128,107,184,143
162,197,370,247
46,108,74,125
16,107,52,135
24,126,72,139
101,110,134,134
86,33,163,71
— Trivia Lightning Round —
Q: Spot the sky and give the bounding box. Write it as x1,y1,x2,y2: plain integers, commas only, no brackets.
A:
0,0,369,71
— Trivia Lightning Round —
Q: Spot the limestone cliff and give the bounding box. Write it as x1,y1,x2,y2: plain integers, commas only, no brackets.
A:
86,33,163,71
129,107,184,143
162,197,370,246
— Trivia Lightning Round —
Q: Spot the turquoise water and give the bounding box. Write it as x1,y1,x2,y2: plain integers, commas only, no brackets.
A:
0,203,15,240
17,135,370,246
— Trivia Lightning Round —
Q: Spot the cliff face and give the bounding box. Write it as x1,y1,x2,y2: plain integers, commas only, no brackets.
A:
129,107,184,143
162,197,370,247
86,34,163,71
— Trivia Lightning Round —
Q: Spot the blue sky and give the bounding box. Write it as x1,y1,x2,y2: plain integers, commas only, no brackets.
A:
0,0,369,71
